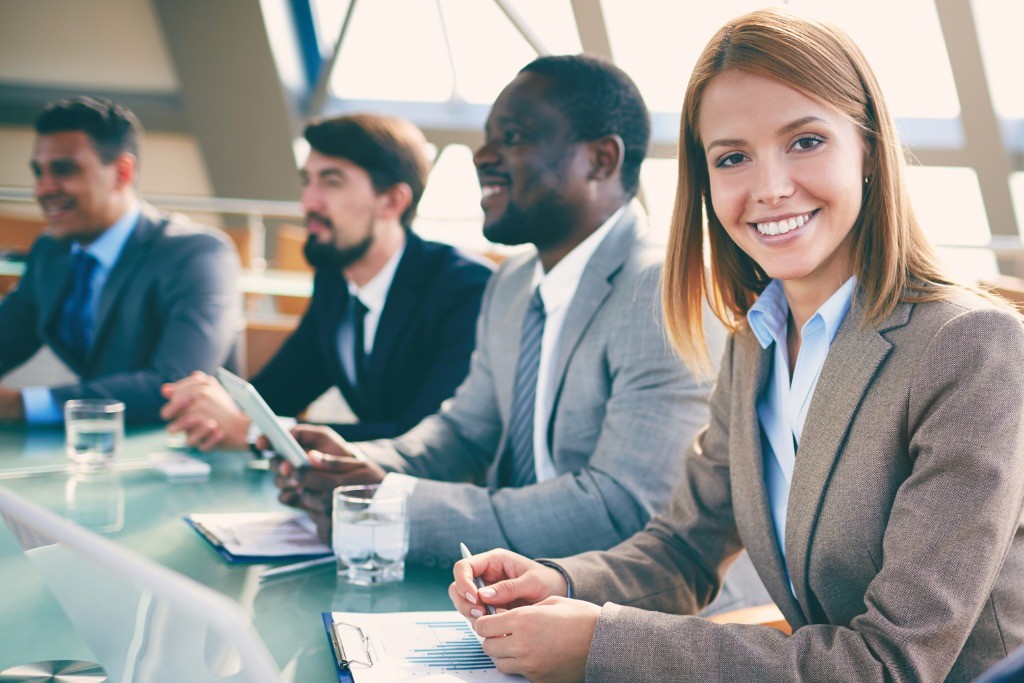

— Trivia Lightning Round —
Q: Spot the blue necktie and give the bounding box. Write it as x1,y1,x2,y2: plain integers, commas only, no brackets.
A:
502,288,545,488
59,251,99,361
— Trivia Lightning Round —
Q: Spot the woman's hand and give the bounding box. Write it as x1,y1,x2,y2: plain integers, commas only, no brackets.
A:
476,597,600,683
449,548,567,618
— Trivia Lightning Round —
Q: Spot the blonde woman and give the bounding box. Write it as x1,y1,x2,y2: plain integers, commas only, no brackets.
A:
449,9,1024,682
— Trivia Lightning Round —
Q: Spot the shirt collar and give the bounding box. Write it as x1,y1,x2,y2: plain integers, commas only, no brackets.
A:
748,276,858,350
73,200,141,271
348,235,407,313
531,204,627,313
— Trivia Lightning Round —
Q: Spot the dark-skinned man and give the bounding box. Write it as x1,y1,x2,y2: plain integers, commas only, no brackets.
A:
270,55,769,614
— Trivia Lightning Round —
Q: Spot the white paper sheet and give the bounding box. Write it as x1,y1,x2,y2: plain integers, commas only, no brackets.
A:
188,511,330,557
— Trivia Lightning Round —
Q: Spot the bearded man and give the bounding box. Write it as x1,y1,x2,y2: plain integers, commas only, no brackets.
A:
162,114,493,445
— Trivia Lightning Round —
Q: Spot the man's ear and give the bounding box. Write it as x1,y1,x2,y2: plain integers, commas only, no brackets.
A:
113,153,138,189
376,182,413,222
587,134,624,183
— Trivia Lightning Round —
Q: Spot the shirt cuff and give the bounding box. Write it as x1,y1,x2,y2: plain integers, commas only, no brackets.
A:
377,472,419,499
21,387,62,425
247,416,297,446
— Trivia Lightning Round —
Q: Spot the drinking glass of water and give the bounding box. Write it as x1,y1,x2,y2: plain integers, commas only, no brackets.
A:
64,399,125,469
332,484,409,585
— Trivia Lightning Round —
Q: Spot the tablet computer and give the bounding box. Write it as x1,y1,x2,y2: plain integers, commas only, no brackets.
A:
216,367,309,468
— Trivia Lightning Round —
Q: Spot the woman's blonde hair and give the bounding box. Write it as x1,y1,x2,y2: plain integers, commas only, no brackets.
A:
664,8,960,376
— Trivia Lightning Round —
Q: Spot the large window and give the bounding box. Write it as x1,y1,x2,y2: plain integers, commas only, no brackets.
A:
297,0,1021,280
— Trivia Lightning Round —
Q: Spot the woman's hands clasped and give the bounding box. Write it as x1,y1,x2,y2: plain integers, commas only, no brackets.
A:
449,548,600,683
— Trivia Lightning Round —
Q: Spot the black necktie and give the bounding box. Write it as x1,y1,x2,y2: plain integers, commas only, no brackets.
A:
351,297,369,388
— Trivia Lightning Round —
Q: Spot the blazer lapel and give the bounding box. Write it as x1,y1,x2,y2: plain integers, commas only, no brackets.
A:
545,209,638,446
89,205,158,365
329,287,367,417
41,246,75,336
489,259,539,477
731,334,809,626
784,295,912,611
363,234,426,410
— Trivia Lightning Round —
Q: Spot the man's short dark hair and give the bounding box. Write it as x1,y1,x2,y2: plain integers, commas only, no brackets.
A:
304,114,430,230
520,55,650,196
34,96,142,165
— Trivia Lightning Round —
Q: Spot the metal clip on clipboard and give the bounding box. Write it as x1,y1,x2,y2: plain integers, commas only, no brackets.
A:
329,620,376,671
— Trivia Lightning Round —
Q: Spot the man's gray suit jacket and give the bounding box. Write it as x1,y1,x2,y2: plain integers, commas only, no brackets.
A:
0,202,242,422
358,208,726,567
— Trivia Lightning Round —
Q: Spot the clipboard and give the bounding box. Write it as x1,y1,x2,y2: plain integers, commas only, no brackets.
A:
184,511,331,564
321,610,521,682
322,613,364,683
215,367,310,467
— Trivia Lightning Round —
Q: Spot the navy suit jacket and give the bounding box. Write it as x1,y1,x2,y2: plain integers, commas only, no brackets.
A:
0,203,242,422
252,232,493,441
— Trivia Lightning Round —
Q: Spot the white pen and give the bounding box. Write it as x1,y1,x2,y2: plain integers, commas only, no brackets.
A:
460,542,496,615
257,555,335,581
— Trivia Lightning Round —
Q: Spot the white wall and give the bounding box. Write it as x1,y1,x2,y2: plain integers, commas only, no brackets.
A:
0,126,214,199
0,0,178,91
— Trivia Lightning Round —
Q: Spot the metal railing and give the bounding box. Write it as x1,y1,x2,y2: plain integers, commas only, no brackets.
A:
0,186,304,272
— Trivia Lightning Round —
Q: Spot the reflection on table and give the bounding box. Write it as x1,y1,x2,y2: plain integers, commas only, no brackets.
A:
0,426,453,679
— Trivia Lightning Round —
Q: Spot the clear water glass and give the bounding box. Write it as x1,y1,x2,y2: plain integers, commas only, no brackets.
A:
332,484,409,585
64,399,124,470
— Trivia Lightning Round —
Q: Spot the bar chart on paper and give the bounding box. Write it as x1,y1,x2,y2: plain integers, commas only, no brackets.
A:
324,611,523,681
403,619,494,672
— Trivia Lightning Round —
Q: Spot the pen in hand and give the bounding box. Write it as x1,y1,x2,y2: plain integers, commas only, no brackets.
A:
460,542,496,616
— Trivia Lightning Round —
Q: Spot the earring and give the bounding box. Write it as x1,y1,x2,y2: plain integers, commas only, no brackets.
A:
864,176,871,185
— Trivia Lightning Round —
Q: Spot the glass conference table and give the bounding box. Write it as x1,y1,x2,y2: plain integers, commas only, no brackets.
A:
0,426,454,680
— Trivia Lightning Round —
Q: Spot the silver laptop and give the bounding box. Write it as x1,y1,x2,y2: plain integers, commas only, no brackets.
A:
0,485,281,683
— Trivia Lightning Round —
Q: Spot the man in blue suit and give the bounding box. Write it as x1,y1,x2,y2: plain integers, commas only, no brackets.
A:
0,96,241,423
162,113,493,447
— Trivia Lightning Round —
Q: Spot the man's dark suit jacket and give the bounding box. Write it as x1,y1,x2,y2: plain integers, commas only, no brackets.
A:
252,232,493,442
0,202,242,423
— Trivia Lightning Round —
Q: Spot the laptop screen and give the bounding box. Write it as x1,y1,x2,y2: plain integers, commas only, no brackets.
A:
0,485,281,683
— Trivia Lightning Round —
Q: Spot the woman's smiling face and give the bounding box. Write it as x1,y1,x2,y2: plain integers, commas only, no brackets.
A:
699,69,870,296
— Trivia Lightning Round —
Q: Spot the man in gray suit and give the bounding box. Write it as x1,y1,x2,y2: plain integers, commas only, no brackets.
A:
274,56,735,580
0,96,241,423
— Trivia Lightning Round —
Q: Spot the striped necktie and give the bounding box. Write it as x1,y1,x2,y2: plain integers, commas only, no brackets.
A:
502,288,545,488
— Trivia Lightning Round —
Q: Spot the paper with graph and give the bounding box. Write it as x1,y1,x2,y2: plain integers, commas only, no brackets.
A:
323,610,523,682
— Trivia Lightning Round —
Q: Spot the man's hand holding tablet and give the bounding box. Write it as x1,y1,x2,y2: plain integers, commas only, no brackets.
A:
256,423,388,544
214,368,310,468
